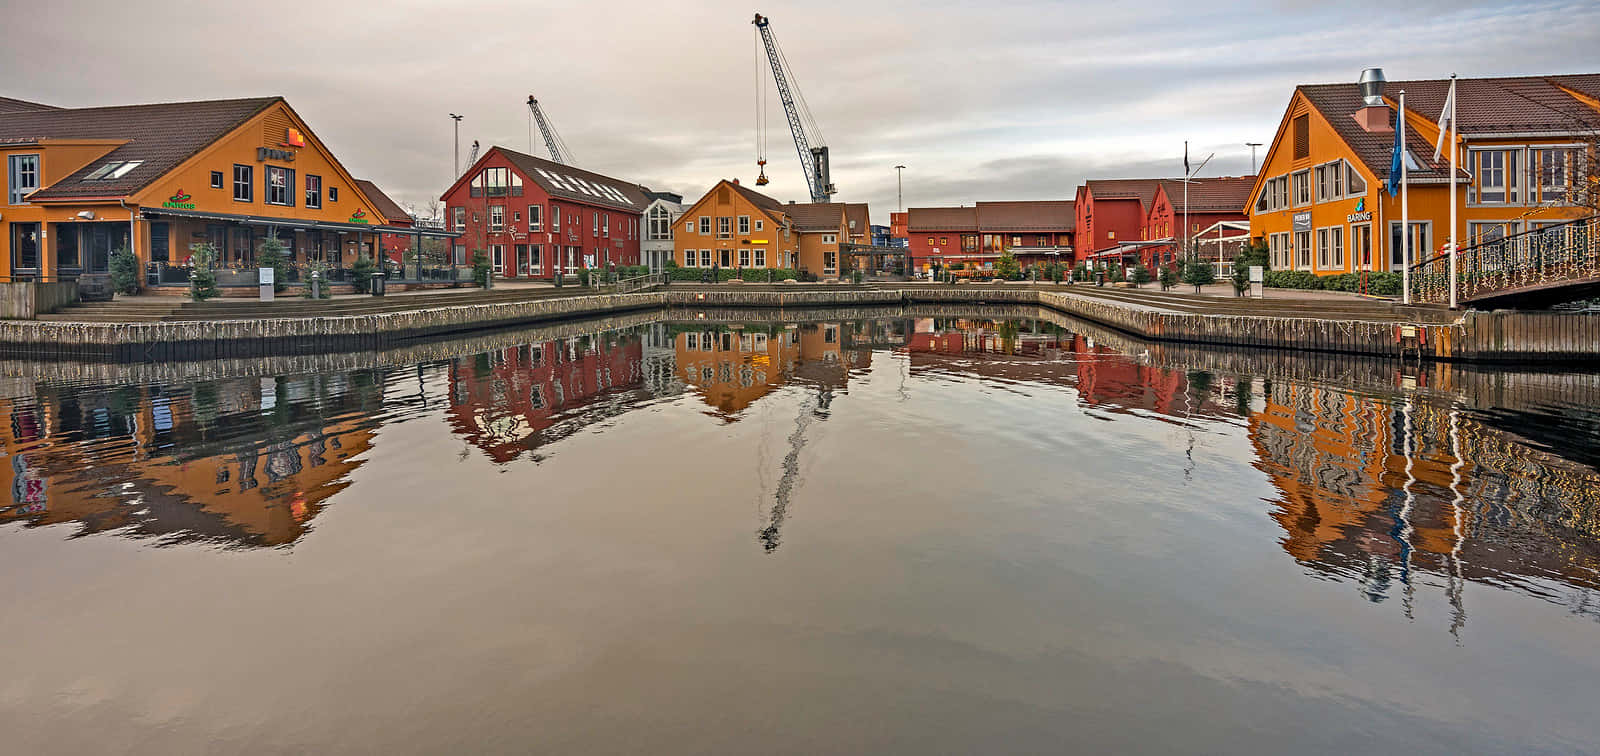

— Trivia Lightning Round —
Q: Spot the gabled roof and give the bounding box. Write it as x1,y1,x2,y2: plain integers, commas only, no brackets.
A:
1297,84,1449,181
726,180,786,215
975,200,1075,231
784,202,847,232
354,179,411,226
0,96,279,200
1154,176,1256,215
1084,179,1169,210
494,147,649,212
907,206,977,231
0,96,59,114
843,203,871,236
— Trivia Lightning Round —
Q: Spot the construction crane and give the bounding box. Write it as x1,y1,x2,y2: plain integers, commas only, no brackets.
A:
753,12,836,202
526,95,576,165
463,140,480,175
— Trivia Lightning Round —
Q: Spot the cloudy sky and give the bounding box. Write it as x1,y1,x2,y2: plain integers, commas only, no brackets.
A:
6,0,1599,223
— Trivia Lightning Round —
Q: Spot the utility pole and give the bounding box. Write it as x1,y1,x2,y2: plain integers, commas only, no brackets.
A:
1245,142,1263,174
894,165,906,212
449,113,464,178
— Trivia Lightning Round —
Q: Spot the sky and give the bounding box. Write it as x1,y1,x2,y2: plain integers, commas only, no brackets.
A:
5,0,1599,224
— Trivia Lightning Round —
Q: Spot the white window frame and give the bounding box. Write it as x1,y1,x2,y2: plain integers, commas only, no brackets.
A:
700,249,712,267
489,205,505,231
754,219,764,232
490,244,505,274
739,248,750,267
528,204,542,231
754,247,766,267
821,233,837,244
1350,223,1373,271
7,153,39,205
684,249,697,266
738,215,750,234
699,216,711,235
1291,170,1311,207
1294,229,1312,270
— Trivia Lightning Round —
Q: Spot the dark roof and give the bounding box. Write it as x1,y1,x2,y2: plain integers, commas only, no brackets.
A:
785,202,847,232
354,179,411,226
1084,179,1169,210
726,180,786,216
843,203,871,237
1158,176,1255,214
1298,84,1450,181
643,189,683,204
907,206,977,231
0,96,59,113
0,97,278,200
976,200,1075,231
496,147,649,212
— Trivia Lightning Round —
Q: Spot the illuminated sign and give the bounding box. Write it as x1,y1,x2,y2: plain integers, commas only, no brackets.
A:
281,128,306,148
348,209,370,225
1347,197,1371,223
161,189,195,210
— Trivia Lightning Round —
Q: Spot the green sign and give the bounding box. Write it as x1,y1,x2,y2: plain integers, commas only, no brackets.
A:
348,209,370,225
161,189,195,210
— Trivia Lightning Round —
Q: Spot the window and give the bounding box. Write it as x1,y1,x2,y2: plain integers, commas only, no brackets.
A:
686,332,698,350
265,165,294,206
1389,221,1430,270
1291,170,1311,206
482,167,509,196
925,237,933,246
1468,221,1520,245
210,171,224,189
83,160,143,180
593,212,599,235
490,205,505,231
699,217,711,234
1292,114,1309,160
822,234,837,244
648,206,671,239
232,164,253,202
552,205,561,231
602,212,609,237
738,215,750,234
1532,146,1578,205
1269,232,1291,269
717,217,732,238
453,244,466,265
305,174,322,208
1294,230,1311,269
1316,226,1343,270
1346,162,1367,195
754,219,764,231
720,249,732,267
452,207,465,232
529,244,543,272
685,249,697,266
490,244,504,274
824,251,837,273
528,204,543,231
7,154,39,204
329,186,338,202
1351,224,1372,270
1314,161,1345,202
754,247,766,267
700,250,712,267
514,211,521,222
510,172,524,196
739,248,750,267
685,220,694,233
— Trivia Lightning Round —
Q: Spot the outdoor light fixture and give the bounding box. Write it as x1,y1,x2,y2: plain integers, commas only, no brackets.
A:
77,210,95,220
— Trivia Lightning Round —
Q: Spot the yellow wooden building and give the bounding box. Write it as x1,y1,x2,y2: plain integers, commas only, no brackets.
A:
674,179,799,272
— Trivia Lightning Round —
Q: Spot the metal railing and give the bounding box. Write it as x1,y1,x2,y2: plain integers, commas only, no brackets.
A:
1408,214,1599,304
612,271,668,294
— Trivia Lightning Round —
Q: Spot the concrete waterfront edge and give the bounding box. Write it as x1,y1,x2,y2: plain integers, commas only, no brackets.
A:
1,286,1595,363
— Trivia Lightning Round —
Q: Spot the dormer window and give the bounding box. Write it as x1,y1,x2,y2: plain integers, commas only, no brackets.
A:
85,160,143,181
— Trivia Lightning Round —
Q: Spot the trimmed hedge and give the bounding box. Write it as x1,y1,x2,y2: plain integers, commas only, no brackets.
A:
670,267,802,282
1264,270,1402,296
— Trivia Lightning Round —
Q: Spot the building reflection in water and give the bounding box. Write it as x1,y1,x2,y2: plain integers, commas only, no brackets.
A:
0,372,383,547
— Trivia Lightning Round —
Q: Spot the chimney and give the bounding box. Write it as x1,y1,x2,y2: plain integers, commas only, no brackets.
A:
1351,67,1392,133
732,177,740,185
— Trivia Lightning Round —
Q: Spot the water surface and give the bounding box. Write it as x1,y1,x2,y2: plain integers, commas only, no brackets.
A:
2,310,1598,754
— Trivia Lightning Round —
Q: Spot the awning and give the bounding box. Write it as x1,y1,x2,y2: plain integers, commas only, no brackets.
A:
140,207,462,238
1089,239,1173,258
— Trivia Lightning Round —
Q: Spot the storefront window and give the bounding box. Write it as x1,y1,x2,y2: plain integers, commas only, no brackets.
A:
265,166,294,206
305,175,322,208
54,224,80,269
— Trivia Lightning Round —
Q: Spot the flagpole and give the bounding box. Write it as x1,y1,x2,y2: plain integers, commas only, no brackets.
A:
1448,74,1459,310
1401,89,1411,305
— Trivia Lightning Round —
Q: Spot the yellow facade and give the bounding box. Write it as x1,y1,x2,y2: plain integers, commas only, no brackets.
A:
795,208,848,277
1248,88,1592,275
2,99,394,281
674,180,798,269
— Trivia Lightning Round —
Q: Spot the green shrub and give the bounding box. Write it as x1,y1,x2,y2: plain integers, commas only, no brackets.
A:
948,262,966,271
1072,263,1091,282
350,255,376,294
668,267,799,282
1130,263,1153,287
996,252,1022,280
472,251,491,288
256,237,289,292
1107,264,1125,283
1180,254,1216,291
188,243,220,301
109,247,140,295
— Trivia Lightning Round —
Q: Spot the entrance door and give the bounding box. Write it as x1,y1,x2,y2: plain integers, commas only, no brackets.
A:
514,244,528,276
490,245,505,275
10,223,40,277
1389,221,1431,271
1351,224,1372,271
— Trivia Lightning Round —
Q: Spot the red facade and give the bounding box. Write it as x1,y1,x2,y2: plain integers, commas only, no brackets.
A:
1075,180,1154,261
905,202,1074,274
440,147,646,279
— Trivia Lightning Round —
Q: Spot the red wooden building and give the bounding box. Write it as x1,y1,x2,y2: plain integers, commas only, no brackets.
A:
1075,179,1162,268
354,179,414,266
905,200,1074,275
1141,176,1254,269
440,146,648,279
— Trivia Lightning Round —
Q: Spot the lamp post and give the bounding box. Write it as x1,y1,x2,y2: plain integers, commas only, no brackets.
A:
1246,142,1263,174
894,165,906,212
449,113,464,178
1182,146,1214,259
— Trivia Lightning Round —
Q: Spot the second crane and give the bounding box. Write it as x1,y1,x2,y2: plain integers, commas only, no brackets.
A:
753,12,836,203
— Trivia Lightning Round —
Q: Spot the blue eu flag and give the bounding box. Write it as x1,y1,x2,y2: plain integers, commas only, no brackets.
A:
1386,106,1403,197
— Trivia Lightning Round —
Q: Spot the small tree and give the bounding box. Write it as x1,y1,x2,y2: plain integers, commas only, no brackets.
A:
1159,264,1179,291
1180,253,1216,293
472,251,491,288
256,236,289,293
351,254,376,294
109,246,141,295
188,243,220,301
995,251,1021,280
1072,263,1091,282
1130,263,1153,287
1107,264,1125,284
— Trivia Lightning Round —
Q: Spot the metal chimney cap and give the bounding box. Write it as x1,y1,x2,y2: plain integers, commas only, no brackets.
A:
1359,68,1387,107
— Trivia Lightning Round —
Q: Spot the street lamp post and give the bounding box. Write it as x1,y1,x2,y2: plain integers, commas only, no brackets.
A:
894,165,906,212
449,113,464,178
1246,142,1263,174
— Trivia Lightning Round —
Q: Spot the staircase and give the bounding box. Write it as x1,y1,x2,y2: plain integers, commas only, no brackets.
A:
1408,215,1600,309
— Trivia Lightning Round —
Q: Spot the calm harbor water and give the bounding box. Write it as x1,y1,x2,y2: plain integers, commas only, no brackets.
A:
2,309,1599,754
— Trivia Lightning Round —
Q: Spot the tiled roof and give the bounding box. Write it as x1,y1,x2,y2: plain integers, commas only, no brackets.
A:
497,147,650,212
975,200,1075,231
1299,85,1451,181
0,96,59,113
0,97,279,200
843,202,871,237
907,206,977,231
354,179,412,226
784,202,847,232
726,180,786,216
1085,179,1169,210
1162,176,1256,214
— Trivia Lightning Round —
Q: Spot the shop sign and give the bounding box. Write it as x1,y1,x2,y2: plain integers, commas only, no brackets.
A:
257,147,296,162
161,189,195,210
1346,198,1371,223
1292,212,1312,231
347,209,370,225
280,128,306,149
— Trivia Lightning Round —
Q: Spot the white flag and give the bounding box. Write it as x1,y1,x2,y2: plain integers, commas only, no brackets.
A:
1433,78,1456,162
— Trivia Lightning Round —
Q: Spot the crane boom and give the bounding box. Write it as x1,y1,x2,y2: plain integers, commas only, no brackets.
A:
753,13,835,203
526,95,573,165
